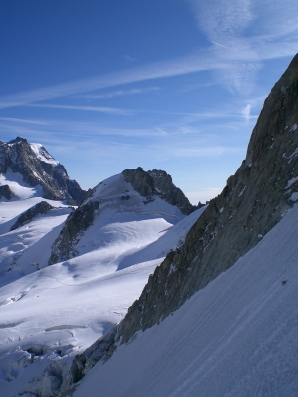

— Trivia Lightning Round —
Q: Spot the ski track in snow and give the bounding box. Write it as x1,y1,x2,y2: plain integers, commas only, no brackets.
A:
72,204,298,397
0,174,205,396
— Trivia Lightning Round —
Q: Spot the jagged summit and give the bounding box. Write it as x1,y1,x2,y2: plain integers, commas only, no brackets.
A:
8,136,28,144
0,137,86,204
49,169,194,265
122,167,196,215
82,167,195,215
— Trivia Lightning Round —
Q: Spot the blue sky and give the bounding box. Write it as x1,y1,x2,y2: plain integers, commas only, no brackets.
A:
0,0,297,203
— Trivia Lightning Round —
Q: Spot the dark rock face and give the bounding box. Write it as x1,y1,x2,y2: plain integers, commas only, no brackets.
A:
69,327,118,385
0,184,13,200
122,167,196,215
122,167,157,198
48,201,99,265
148,169,195,215
117,53,298,342
10,201,54,231
0,137,86,204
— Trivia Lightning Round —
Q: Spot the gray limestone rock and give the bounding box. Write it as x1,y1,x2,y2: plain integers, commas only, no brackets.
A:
10,201,54,231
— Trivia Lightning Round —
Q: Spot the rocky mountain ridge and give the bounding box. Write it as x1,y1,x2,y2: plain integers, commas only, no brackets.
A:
0,137,86,204
64,53,298,386
48,201,98,265
122,167,197,215
48,169,195,266
117,53,298,341
10,201,54,231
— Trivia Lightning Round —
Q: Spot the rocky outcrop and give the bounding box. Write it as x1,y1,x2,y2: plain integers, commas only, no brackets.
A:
0,184,13,200
148,169,195,215
117,53,298,342
122,167,156,198
48,201,99,265
69,326,118,385
0,137,86,204
122,167,196,214
10,201,54,231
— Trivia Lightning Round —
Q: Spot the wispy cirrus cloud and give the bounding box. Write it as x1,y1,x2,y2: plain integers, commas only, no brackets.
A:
0,117,166,138
186,0,298,93
0,53,216,109
0,0,297,111
25,103,134,115
0,117,49,125
76,86,160,100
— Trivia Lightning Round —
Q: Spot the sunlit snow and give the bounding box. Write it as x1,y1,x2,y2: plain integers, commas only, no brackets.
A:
0,171,205,395
73,203,298,397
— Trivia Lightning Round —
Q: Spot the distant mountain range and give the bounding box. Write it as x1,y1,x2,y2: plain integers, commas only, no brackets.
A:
0,137,86,204
1,54,298,397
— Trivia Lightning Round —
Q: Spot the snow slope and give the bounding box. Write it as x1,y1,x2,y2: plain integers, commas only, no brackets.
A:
0,172,205,396
50,172,195,277
29,143,59,166
72,204,298,397
0,177,70,287
0,170,43,201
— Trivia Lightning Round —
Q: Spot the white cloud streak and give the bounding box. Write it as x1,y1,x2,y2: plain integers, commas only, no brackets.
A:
0,117,49,125
0,1,297,109
242,104,252,121
0,53,217,109
25,103,133,115
77,87,160,100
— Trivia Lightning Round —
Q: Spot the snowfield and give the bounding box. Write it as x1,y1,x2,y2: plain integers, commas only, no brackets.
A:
0,172,71,287
29,144,59,166
72,203,298,397
0,171,205,396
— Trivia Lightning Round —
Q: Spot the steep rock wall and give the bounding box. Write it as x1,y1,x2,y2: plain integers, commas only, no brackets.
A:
118,53,298,341
48,201,99,265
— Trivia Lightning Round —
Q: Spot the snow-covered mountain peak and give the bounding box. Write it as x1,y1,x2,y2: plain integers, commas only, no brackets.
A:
122,167,196,215
86,170,191,220
85,167,196,218
0,137,85,204
49,169,196,267
88,173,135,202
